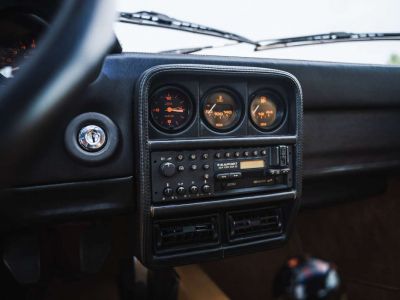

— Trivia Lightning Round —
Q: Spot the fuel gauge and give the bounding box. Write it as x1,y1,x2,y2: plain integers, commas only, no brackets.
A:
250,92,284,131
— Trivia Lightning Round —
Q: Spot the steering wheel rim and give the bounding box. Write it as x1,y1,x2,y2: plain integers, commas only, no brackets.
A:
0,0,116,186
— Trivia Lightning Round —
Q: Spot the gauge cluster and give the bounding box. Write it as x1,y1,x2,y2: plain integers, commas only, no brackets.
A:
0,11,47,79
148,79,289,139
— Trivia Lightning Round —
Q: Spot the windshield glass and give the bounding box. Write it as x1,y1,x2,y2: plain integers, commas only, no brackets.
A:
115,0,400,65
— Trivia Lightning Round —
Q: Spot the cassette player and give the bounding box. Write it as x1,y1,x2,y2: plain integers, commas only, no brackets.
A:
150,145,294,203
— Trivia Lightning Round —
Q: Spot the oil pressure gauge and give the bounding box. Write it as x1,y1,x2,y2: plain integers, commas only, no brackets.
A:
250,91,285,131
202,89,242,132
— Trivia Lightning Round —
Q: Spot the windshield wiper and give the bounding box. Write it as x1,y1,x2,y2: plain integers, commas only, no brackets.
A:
119,11,258,46
256,32,400,51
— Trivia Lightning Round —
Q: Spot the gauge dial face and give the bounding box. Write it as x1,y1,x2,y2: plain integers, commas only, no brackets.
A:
202,90,241,131
150,87,194,132
0,37,36,69
250,93,282,130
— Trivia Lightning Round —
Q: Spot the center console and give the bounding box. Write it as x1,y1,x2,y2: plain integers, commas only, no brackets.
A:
134,64,303,267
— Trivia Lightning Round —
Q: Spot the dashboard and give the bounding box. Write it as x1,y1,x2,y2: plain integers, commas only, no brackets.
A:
1,2,400,270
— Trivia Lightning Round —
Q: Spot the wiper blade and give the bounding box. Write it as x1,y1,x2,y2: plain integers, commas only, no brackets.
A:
119,11,258,46
160,45,214,55
256,32,400,51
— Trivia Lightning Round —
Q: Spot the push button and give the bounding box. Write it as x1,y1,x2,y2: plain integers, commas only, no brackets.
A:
216,173,230,180
229,172,242,179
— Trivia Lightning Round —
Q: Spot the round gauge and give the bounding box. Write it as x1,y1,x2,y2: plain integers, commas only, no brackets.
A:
150,86,194,133
250,91,284,131
0,13,47,76
202,89,242,131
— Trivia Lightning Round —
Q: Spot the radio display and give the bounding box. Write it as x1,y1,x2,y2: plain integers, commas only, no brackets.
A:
240,160,265,170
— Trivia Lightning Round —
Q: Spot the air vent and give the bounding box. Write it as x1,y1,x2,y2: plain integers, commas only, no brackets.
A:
154,215,219,253
227,207,283,241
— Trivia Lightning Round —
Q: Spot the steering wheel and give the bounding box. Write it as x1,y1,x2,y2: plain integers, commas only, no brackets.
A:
0,0,116,186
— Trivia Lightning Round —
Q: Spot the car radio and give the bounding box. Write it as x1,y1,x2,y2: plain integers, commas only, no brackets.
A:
151,145,293,203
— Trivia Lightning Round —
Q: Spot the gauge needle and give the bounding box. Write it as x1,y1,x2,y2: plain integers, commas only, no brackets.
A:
207,104,216,115
252,105,260,115
165,107,184,113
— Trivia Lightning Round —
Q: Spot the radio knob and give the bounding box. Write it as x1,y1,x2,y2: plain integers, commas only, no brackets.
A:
163,187,174,197
176,186,186,195
189,185,199,194
202,184,211,193
160,162,177,177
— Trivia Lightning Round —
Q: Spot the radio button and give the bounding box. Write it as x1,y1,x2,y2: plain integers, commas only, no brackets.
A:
176,186,186,195
216,173,230,180
202,184,211,193
230,172,242,179
189,185,199,194
163,187,174,197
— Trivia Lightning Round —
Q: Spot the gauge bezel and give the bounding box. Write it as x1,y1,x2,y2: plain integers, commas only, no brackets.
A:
249,89,286,132
149,85,195,134
201,87,243,133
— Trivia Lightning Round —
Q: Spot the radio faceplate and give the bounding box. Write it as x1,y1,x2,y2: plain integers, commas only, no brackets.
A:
151,145,293,203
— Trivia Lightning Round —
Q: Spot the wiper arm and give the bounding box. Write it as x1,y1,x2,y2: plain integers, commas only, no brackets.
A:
256,32,400,51
119,11,258,46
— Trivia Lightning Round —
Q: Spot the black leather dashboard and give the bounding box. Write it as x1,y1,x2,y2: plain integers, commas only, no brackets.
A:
1,52,399,240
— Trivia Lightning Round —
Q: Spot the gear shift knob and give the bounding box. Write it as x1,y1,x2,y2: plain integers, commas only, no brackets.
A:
274,256,343,300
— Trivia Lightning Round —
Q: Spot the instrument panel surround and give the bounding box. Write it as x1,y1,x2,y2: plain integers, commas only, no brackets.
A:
134,64,303,267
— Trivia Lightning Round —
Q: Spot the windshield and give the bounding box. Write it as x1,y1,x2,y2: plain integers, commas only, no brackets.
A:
115,0,400,65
